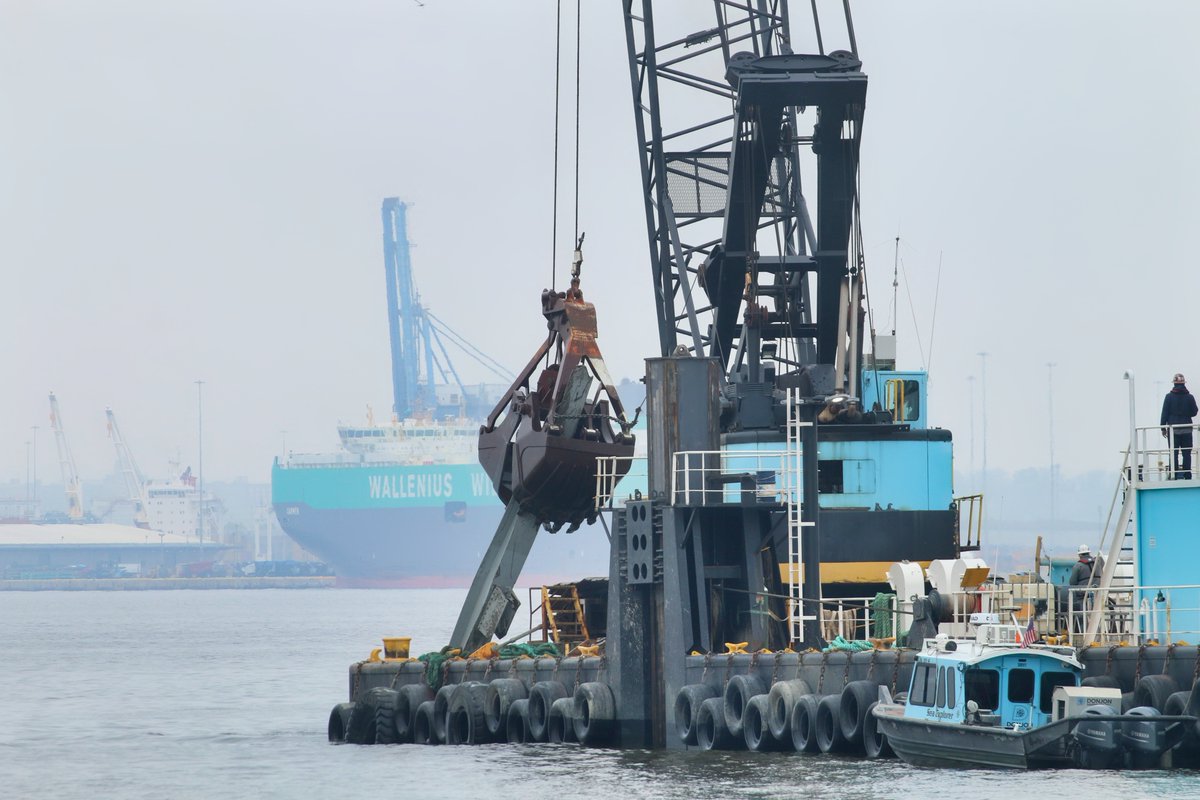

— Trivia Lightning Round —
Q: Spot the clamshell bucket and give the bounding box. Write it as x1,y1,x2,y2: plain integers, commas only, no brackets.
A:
477,253,634,531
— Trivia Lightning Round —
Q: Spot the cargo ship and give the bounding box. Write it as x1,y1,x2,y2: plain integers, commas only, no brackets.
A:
271,199,611,586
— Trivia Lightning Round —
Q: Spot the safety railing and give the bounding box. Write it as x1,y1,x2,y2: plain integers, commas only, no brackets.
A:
1068,583,1200,647
671,449,794,506
954,493,984,551
1130,423,1200,484
593,455,648,510
817,594,899,643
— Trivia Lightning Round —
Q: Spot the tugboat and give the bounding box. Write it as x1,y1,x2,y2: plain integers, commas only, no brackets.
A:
872,613,1200,769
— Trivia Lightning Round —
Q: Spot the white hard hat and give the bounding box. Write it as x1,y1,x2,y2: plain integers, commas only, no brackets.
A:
1078,544,1091,555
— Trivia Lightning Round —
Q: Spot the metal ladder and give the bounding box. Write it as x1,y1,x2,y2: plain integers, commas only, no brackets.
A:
784,390,817,645
1081,450,1138,646
541,584,589,645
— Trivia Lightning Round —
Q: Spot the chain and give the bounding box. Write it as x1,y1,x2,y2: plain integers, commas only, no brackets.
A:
352,662,364,700
890,653,900,694
1105,645,1117,679
484,658,496,682
701,653,711,686
818,654,828,693
1135,644,1147,683
842,652,852,689
771,651,782,686
1163,644,1176,676
867,649,877,683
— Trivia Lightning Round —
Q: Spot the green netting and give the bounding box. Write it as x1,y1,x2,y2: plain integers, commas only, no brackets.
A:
822,635,875,653
871,592,896,639
498,641,561,660
416,646,459,690
416,641,563,689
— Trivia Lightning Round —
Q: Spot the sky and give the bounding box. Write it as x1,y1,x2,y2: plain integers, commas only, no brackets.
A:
3,1,1198,491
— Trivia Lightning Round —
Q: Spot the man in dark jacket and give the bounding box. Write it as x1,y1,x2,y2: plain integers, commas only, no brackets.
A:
1161,373,1198,479
1068,545,1095,632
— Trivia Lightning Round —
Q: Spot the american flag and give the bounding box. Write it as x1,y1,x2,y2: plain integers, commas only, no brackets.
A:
1019,615,1037,648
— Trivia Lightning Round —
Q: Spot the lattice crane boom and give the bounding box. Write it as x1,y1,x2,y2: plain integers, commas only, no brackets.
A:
106,407,149,528
48,392,84,520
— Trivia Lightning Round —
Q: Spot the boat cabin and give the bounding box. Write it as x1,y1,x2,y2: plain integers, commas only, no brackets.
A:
903,628,1082,730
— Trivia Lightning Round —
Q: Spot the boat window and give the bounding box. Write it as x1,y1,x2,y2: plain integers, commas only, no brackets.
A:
946,668,956,708
964,668,999,710
1007,668,1035,704
935,666,947,708
910,663,935,707
885,379,922,422
818,460,844,494
1039,671,1076,713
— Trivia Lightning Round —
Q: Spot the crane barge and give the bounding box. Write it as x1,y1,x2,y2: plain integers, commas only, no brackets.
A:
326,2,1200,768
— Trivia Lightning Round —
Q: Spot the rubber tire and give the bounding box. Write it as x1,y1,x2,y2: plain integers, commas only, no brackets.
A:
743,694,785,751
432,684,455,744
328,702,355,743
447,682,491,745
674,684,718,746
528,682,568,742
413,700,438,745
697,696,738,751
572,682,616,747
723,674,767,738
862,702,894,759
790,694,820,753
1120,691,1135,713
1164,690,1200,755
506,698,531,744
548,696,578,743
815,694,849,753
1133,674,1179,711
395,684,433,742
839,680,877,749
485,678,527,740
766,679,811,742
345,698,377,745
1082,675,1121,690
364,687,401,745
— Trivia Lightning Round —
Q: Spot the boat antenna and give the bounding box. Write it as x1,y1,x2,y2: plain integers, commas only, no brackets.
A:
890,235,899,336
926,251,943,378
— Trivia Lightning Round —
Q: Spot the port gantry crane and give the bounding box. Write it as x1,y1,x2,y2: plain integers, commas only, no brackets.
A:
381,197,513,421
48,392,85,520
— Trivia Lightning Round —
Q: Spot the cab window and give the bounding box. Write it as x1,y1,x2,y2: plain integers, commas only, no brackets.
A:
1007,668,1035,704
965,668,999,710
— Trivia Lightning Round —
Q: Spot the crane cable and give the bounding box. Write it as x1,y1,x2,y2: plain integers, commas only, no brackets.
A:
550,0,563,291
551,0,584,291
573,0,582,249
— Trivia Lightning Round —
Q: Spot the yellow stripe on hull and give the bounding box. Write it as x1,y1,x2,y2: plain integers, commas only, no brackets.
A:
778,560,933,585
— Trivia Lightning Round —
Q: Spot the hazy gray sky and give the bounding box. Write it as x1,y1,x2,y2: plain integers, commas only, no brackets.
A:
3,1,1198,489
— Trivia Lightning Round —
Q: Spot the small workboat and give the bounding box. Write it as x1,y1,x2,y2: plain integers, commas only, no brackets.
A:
872,615,1200,769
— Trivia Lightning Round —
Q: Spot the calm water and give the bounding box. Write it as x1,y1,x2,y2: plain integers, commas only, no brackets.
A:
2,589,1196,799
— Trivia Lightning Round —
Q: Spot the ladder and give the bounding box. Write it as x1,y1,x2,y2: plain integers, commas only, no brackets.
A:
1081,449,1138,646
784,390,817,645
541,584,589,645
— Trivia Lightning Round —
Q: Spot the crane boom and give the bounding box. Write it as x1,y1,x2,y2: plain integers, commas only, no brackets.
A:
48,392,84,520
106,407,149,528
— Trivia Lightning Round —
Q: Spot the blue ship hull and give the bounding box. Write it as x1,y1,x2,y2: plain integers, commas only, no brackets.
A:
271,460,608,586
